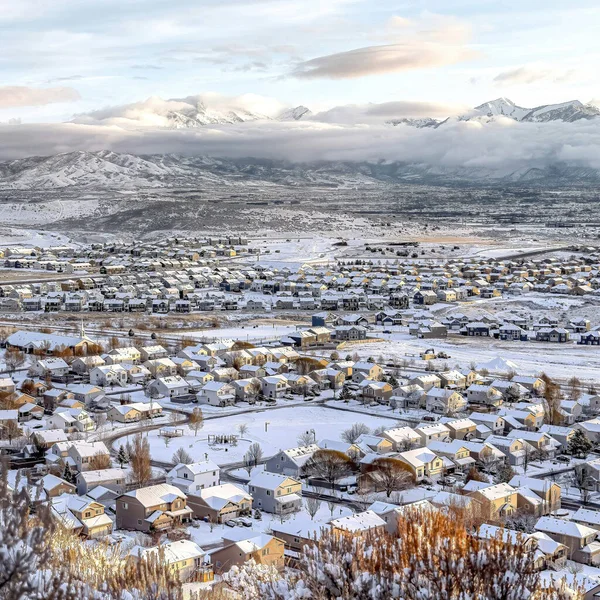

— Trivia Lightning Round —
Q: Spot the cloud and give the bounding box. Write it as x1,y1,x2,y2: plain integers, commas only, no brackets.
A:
494,66,580,85
291,15,477,79
0,86,81,108
3,115,600,180
312,100,467,123
73,93,288,127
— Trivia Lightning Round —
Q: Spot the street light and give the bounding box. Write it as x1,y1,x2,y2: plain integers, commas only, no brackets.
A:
265,421,270,433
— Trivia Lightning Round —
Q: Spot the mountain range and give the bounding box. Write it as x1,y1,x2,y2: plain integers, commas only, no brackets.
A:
388,98,600,128
2,149,600,191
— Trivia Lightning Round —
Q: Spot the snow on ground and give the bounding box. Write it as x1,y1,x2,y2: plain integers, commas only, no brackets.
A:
122,405,398,466
333,330,600,382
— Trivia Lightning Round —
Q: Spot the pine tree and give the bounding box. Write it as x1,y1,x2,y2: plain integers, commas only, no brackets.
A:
62,464,76,484
117,444,128,468
569,429,593,458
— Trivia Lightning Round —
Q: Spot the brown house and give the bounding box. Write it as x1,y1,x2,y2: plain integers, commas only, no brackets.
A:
186,483,252,523
115,483,193,532
210,531,285,575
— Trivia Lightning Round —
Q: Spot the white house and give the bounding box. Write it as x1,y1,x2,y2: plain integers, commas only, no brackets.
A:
90,365,127,387
166,460,220,494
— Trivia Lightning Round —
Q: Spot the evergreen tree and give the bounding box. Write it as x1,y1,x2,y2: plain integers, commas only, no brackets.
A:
117,444,129,468
62,464,76,484
568,429,593,458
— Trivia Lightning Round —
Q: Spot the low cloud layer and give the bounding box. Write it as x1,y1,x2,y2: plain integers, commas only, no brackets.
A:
494,66,580,86
0,86,80,108
3,116,600,179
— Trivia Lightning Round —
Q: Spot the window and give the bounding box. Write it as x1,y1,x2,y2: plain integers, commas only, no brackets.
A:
137,519,142,525
123,502,128,510
183,473,188,479
267,490,271,496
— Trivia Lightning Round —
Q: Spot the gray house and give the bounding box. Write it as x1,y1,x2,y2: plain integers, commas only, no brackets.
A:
247,471,302,514
264,444,319,478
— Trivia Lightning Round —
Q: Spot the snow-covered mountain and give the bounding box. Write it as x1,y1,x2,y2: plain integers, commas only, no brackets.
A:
3,150,600,191
466,98,600,123
386,117,445,128
277,106,312,121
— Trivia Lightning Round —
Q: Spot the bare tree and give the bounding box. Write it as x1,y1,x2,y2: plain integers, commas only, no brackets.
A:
245,442,264,468
364,457,414,498
88,451,111,471
237,423,249,437
341,422,370,444
128,433,152,486
572,468,594,504
302,449,354,491
297,431,315,447
539,372,562,425
188,407,204,436
172,447,193,465
304,496,322,520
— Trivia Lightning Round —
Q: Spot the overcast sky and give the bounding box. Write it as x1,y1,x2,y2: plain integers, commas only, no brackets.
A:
1,0,600,123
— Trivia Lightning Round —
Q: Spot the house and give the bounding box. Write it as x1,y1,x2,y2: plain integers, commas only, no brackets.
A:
535,517,600,565
573,507,600,532
115,483,193,532
536,328,570,343
139,345,169,361
166,460,220,494
351,362,384,383
104,347,141,365
261,375,288,400
442,417,478,441
438,370,467,390
186,483,252,523
506,430,559,457
359,380,393,403
330,510,387,536
199,381,236,407
90,365,127,387
425,388,467,415
265,445,320,478
466,483,517,520
128,540,210,583
33,428,68,450
210,530,285,575
51,495,114,539
512,376,544,394
485,435,528,467
67,441,110,472
381,427,422,451
76,468,127,495
539,425,575,452
356,434,394,455
148,376,191,399
466,384,503,407
575,419,600,444
396,447,444,481
410,374,441,391
469,412,506,435
248,472,302,514
32,357,70,378
427,440,475,474
509,475,561,514
414,423,450,445
107,401,158,423
71,356,106,374
39,474,76,498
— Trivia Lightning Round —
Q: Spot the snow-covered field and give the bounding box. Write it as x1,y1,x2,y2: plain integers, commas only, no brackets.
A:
122,405,398,466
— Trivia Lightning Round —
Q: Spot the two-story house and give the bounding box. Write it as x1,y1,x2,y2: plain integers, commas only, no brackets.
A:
248,472,302,514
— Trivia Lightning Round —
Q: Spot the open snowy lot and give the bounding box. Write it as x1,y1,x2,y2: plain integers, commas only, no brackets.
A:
122,405,398,466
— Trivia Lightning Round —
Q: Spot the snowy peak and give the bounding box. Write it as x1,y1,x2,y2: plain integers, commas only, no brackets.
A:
472,98,529,120
468,97,600,123
386,117,444,129
277,106,313,121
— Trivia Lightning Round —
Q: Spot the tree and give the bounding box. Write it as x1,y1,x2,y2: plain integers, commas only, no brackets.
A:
128,433,152,486
302,449,354,491
117,445,129,468
172,447,193,465
495,462,516,484
297,431,315,447
304,496,322,520
4,347,25,373
245,442,264,468
522,444,539,474
569,376,582,401
62,463,76,485
222,507,580,600
540,372,562,425
502,385,521,404
189,407,204,436
572,468,594,504
569,429,592,458
237,423,249,437
339,383,354,401
341,423,370,444
364,457,414,498
466,466,487,483
88,451,111,471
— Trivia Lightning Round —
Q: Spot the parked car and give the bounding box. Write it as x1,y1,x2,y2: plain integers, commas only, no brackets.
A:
225,520,237,527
